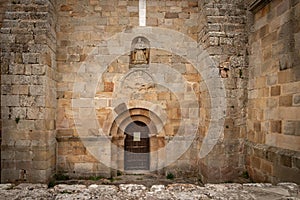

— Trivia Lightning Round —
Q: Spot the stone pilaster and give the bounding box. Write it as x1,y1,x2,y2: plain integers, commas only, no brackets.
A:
198,0,248,183
0,0,57,183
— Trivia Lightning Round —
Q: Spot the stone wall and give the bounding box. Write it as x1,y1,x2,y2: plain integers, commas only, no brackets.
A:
55,0,205,178
1,0,249,183
0,0,10,182
0,0,57,183
0,0,9,27
0,0,299,184
55,0,246,182
55,0,140,178
246,0,300,184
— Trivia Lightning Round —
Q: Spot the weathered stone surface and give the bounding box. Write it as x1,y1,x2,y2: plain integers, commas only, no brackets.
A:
246,0,300,184
54,184,87,193
0,183,299,200
0,0,299,186
0,184,14,190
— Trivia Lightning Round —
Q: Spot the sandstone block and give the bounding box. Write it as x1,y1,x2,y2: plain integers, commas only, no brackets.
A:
20,95,35,106
267,74,277,86
279,107,300,120
29,85,45,96
278,69,294,84
12,85,28,95
293,94,300,105
280,154,292,167
271,85,281,96
26,107,44,120
279,95,293,106
74,163,93,174
11,107,26,119
22,53,39,64
1,95,19,106
32,65,46,75
255,76,266,88
9,64,24,75
29,169,52,183
165,12,179,19
283,121,300,136
1,169,19,182
282,82,300,94
270,120,282,133
15,150,33,161
32,161,53,170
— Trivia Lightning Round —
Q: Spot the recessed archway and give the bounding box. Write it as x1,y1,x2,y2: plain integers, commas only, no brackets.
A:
109,106,166,173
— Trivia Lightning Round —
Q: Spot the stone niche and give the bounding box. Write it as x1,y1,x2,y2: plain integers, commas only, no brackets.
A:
130,36,150,68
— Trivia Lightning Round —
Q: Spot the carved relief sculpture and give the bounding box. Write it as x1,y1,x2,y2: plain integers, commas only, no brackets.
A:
130,37,150,66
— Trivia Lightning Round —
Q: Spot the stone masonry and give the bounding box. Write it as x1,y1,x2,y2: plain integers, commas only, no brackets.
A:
246,0,300,183
0,0,299,185
0,0,57,182
197,0,248,183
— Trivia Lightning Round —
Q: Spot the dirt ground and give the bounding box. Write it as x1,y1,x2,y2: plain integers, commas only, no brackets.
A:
53,173,251,188
54,174,203,188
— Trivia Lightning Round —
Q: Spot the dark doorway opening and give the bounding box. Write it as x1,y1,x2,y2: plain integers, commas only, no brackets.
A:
124,121,150,170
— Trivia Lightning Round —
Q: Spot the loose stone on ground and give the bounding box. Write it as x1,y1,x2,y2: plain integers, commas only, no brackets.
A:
0,182,298,200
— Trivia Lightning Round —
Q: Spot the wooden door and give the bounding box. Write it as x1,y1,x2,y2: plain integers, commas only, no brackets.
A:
124,121,150,170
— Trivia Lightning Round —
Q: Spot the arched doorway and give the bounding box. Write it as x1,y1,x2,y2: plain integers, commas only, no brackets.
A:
124,121,150,170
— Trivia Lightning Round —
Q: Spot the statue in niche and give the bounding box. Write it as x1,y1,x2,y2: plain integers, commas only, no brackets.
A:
130,37,150,66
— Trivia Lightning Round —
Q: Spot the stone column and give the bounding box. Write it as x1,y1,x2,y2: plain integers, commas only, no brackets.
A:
0,0,57,183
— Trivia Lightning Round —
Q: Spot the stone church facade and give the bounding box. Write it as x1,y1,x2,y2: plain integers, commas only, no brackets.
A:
0,0,299,184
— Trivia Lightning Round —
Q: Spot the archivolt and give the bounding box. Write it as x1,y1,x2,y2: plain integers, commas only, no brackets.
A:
109,107,165,137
